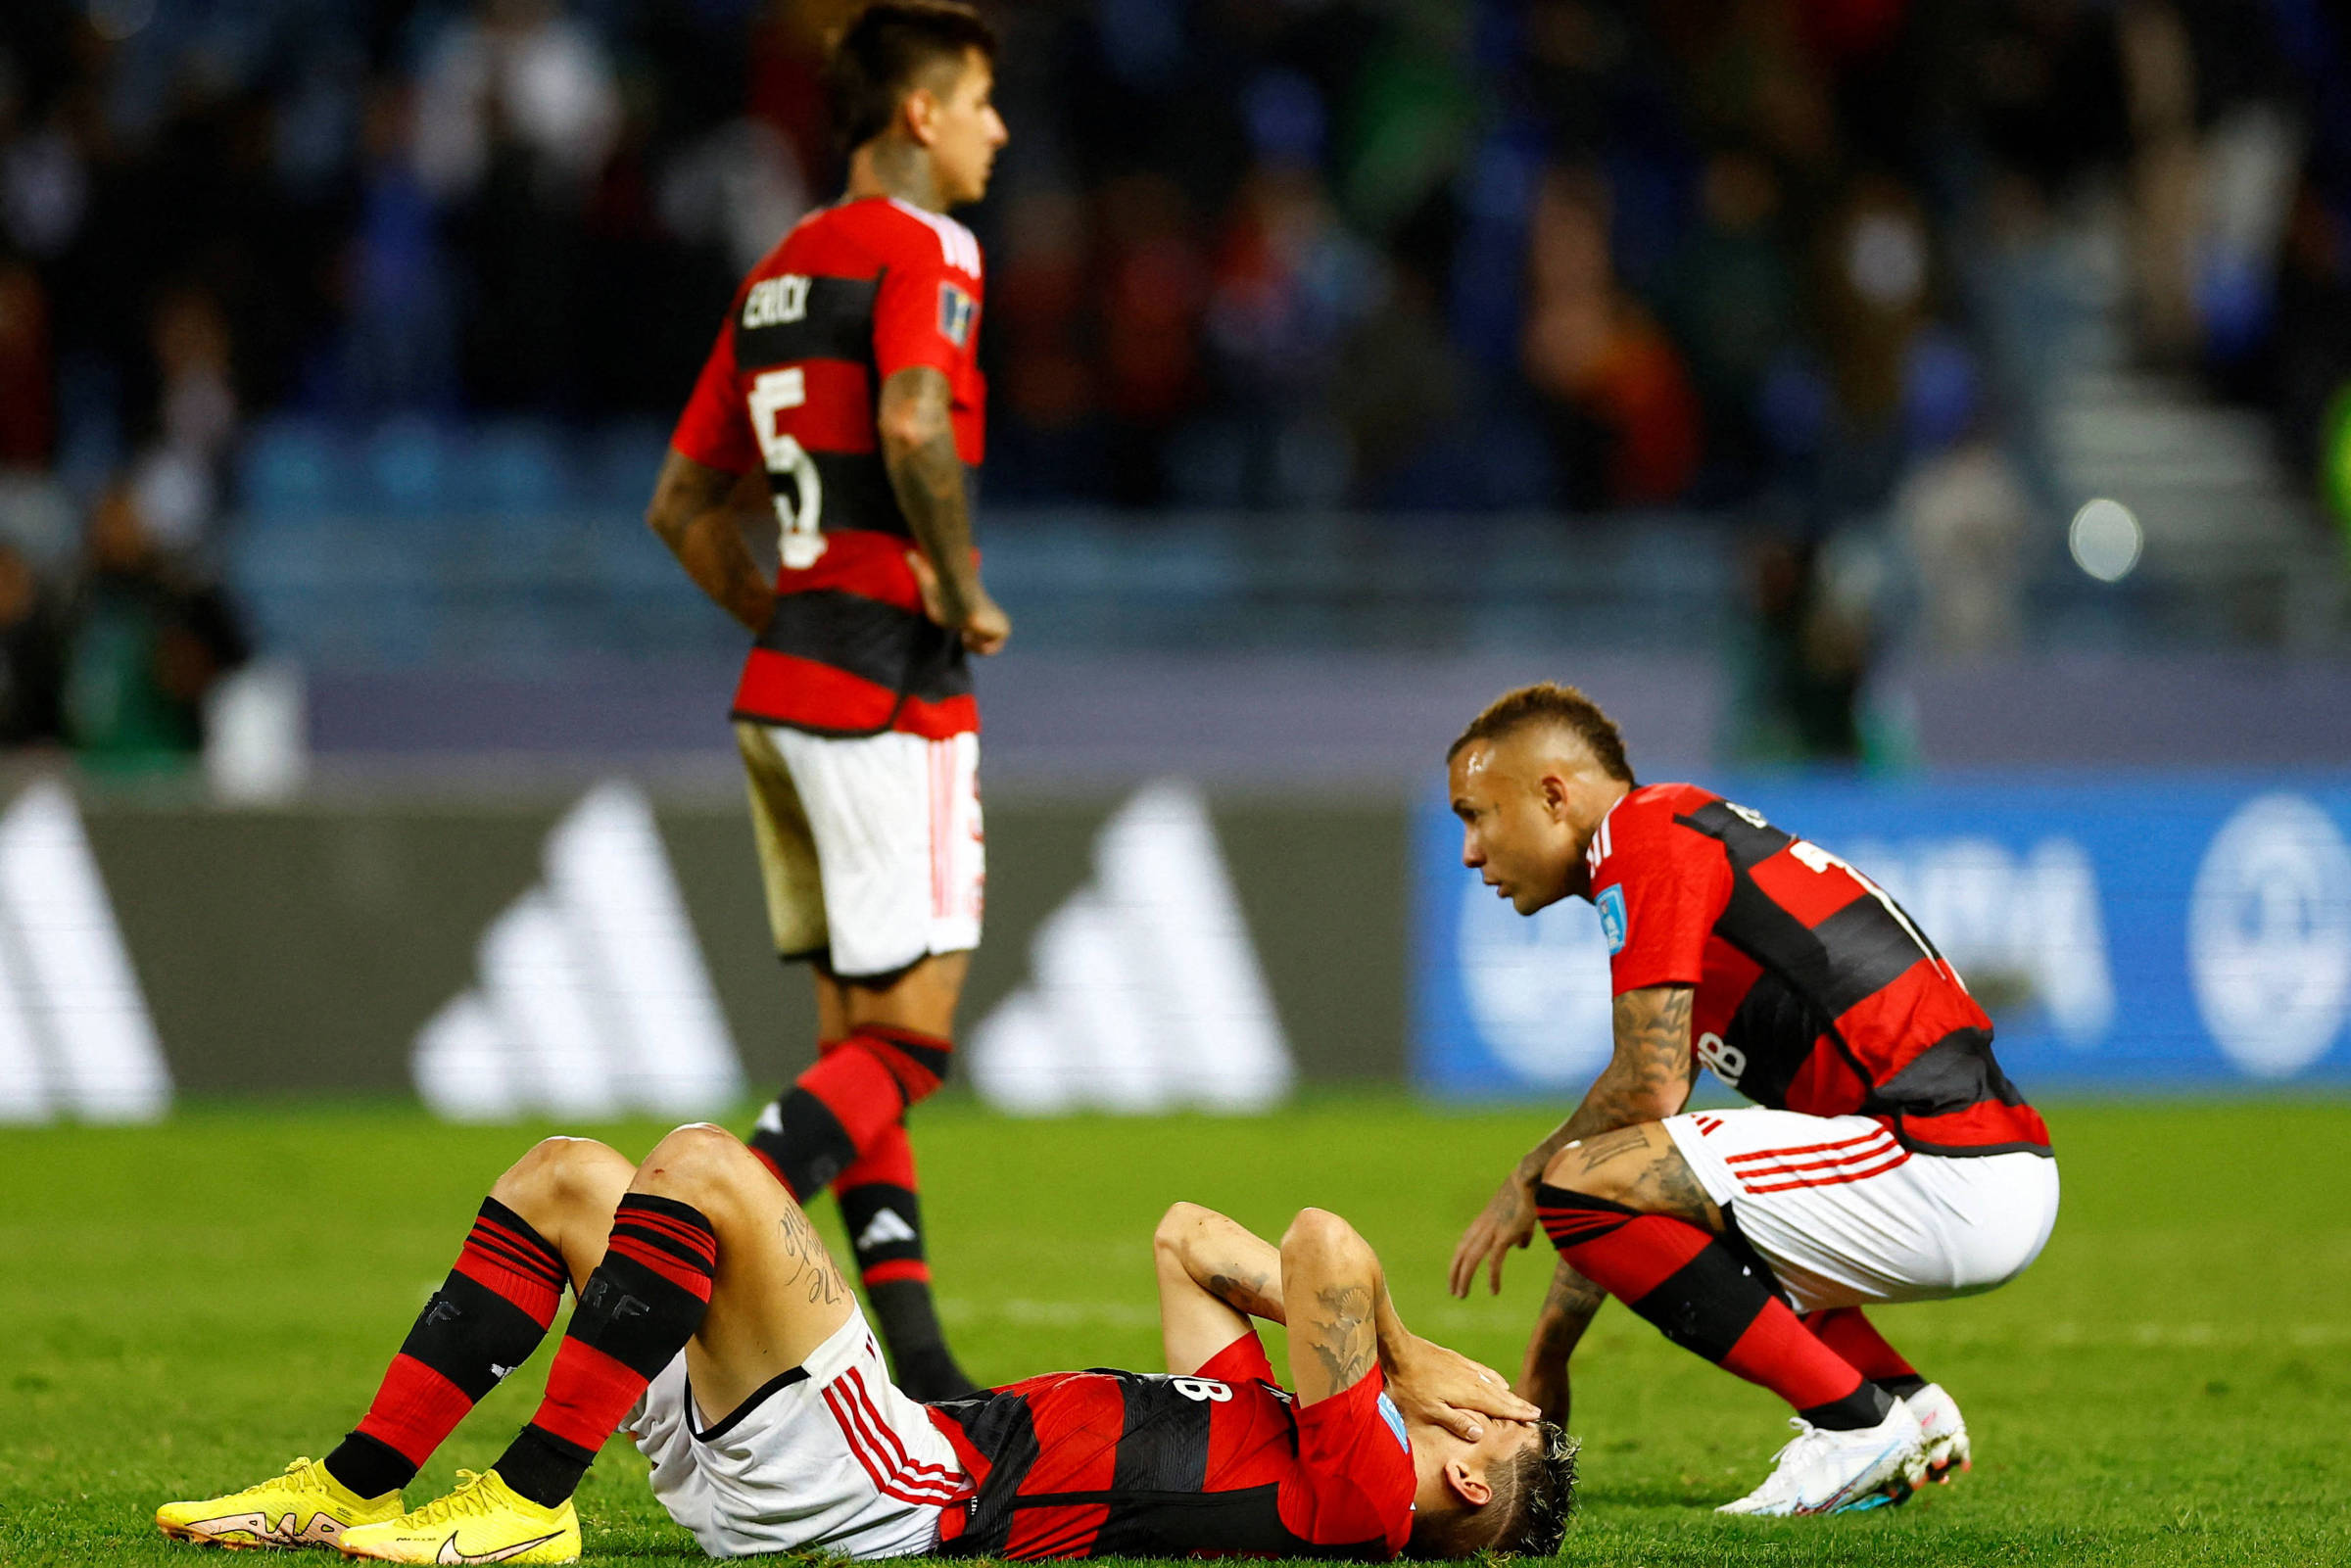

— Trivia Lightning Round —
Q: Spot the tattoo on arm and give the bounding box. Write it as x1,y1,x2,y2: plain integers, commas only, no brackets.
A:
1206,1269,1279,1321
1307,1283,1377,1390
879,367,980,621
1560,985,1695,1143
646,451,774,634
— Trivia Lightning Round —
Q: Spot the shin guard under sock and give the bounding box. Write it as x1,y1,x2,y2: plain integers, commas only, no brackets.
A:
1536,1182,1889,1429
329,1198,569,1498
498,1194,716,1507
1803,1307,1927,1401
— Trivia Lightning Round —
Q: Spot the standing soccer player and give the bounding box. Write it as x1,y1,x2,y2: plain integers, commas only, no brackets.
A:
645,1,1009,1400
1443,683,2059,1516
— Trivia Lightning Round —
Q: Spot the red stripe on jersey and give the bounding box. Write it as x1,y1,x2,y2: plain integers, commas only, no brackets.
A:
1746,847,1874,927
772,530,927,613
1005,1502,1111,1561
733,649,901,732
894,691,979,739
770,359,878,454
1897,1099,2054,1154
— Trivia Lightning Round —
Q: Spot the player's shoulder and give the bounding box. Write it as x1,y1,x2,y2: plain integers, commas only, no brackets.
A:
851,196,984,279
1611,782,1725,837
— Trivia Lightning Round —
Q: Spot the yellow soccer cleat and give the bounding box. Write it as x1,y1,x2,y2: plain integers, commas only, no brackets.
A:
157,1456,404,1549
334,1469,579,1565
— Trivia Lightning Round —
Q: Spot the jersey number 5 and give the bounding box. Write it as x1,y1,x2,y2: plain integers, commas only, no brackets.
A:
748,368,826,568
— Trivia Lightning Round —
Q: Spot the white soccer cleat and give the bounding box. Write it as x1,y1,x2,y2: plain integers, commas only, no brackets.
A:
1716,1400,1925,1517
1904,1383,1971,1483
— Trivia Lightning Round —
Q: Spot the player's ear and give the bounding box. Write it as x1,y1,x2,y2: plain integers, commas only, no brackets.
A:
1442,1458,1493,1509
1538,771,1570,818
902,84,941,147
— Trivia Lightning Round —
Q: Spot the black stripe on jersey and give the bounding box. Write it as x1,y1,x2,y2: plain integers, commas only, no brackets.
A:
757,589,973,703
735,275,880,370
1677,803,1931,1019
769,451,906,540
1109,1377,1212,1496
1804,895,1934,1016
1717,970,1829,1111
933,1391,1038,1555
1874,1026,2028,1117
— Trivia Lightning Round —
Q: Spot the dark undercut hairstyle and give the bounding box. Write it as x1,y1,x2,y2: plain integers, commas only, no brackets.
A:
1405,1422,1577,1559
826,1,997,154
1446,682,1636,785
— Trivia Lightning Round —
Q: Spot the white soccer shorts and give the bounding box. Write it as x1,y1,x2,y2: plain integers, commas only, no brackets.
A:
627,1306,970,1559
735,722,984,980
1661,1108,2060,1313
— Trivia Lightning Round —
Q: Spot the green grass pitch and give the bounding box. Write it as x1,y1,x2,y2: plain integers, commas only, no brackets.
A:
3,1095,2346,1566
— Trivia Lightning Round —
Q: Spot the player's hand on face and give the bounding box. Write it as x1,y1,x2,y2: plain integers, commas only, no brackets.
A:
1448,1171,1538,1299
1386,1336,1540,1442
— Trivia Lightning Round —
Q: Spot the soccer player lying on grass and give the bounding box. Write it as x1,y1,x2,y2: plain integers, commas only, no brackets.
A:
158,1122,1572,1563
1444,683,2059,1518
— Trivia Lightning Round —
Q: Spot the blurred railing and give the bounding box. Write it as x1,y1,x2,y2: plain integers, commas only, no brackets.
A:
223,416,2348,671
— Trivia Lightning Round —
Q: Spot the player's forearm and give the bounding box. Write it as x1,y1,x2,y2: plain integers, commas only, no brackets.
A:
647,451,775,634
1164,1203,1287,1324
878,373,984,621
1518,1259,1604,1426
657,510,775,634
1518,986,1696,1181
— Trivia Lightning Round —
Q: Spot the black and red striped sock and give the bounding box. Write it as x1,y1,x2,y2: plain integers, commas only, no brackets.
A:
746,1027,952,1200
325,1198,569,1499
495,1194,717,1508
837,1122,974,1400
1535,1182,1890,1431
1802,1307,1927,1401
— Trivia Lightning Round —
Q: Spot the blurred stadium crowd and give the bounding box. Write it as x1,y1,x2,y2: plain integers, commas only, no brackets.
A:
0,0,2347,769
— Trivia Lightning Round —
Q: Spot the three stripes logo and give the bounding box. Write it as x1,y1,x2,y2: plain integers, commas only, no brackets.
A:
1726,1127,1909,1195
0,780,171,1123
410,781,743,1121
968,781,1294,1116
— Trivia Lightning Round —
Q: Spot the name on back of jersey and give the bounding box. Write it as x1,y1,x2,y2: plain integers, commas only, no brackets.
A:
744,274,811,328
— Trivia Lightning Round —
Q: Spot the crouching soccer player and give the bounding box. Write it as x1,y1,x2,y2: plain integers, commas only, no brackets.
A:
1444,684,2059,1517
157,1123,1572,1562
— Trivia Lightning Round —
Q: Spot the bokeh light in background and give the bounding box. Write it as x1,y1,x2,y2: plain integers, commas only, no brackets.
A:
2068,499,2142,583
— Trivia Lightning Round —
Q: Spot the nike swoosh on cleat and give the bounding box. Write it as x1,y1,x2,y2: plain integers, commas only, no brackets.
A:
436,1527,564,1564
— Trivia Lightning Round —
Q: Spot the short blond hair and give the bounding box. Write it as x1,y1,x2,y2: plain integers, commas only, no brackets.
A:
1447,682,1635,784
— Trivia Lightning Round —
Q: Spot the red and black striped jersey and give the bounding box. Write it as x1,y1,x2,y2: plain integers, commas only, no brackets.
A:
1590,784,2051,1157
671,196,986,739
924,1333,1415,1561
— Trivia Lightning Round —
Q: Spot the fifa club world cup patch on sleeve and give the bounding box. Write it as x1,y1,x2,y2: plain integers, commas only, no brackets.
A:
1596,884,1628,954
1375,1392,1409,1452
938,282,977,348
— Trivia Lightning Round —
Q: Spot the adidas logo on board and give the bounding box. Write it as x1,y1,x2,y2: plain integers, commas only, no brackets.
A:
969,781,1294,1116
0,780,172,1123
411,781,744,1120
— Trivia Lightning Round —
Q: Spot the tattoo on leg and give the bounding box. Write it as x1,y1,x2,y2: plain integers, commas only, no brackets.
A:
1630,1148,1718,1228
775,1202,846,1307
1571,1125,1651,1173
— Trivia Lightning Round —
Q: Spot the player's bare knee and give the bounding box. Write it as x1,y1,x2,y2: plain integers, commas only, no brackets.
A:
633,1122,763,1212
1280,1207,1367,1268
492,1135,631,1228
1154,1201,1209,1255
